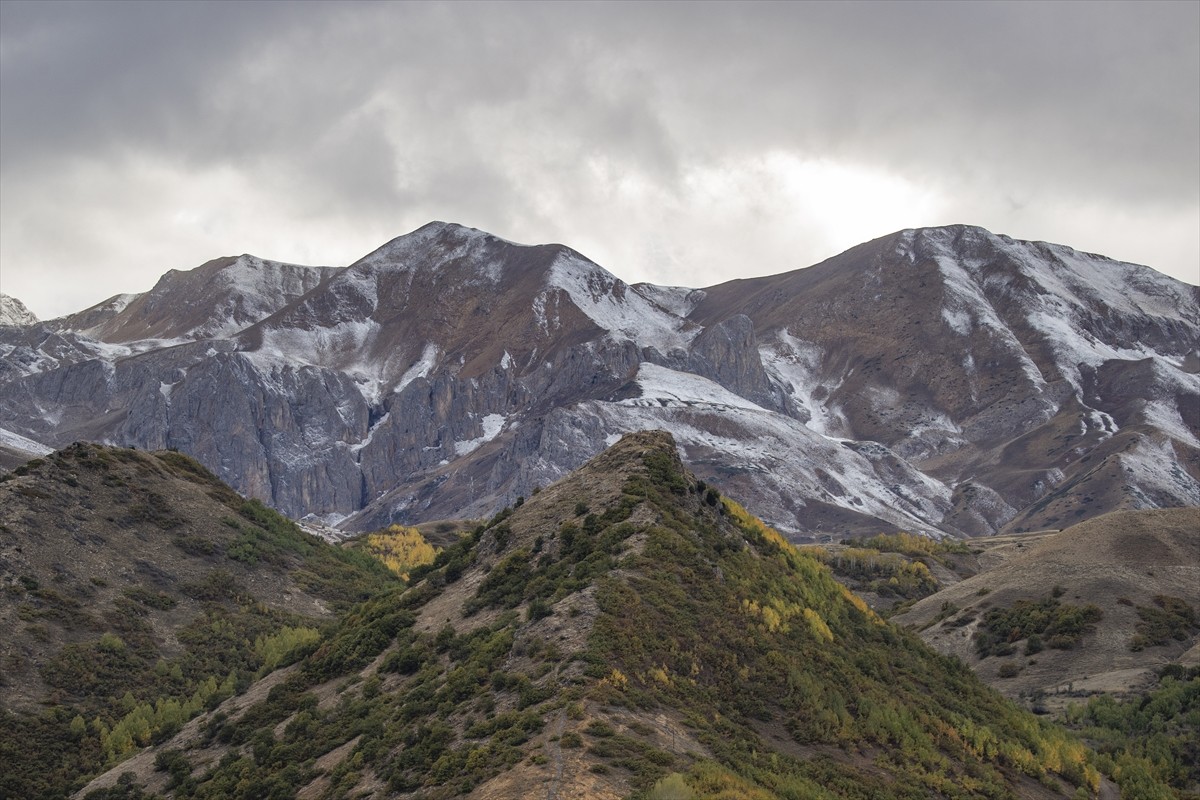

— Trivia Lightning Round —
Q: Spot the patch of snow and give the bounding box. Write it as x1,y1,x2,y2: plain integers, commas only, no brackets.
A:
620,363,766,411
348,412,391,454
481,412,505,439
547,253,696,351
106,293,139,314
454,413,506,456
631,284,707,318
1116,437,1200,508
531,291,559,336
1140,397,1200,448
0,427,53,457
352,376,384,408
500,350,513,370
298,514,356,542
395,343,439,394
941,307,972,336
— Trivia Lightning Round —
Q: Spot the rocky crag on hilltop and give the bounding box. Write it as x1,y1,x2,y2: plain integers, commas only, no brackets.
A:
1,223,1197,540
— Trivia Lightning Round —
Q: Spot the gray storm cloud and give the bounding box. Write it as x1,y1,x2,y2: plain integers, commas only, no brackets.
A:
1,0,1196,318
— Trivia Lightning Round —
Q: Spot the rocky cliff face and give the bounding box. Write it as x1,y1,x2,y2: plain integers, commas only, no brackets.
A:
1,222,1197,540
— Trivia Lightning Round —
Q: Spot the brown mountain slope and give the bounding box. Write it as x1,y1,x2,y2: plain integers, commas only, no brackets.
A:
54,255,339,343
892,508,1200,711
690,225,1200,537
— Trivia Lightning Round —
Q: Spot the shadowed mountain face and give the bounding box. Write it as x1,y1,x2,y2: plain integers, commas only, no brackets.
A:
1,222,1197,540
69,431,1115,799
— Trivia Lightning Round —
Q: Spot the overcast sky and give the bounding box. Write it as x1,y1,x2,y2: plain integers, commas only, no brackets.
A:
1,0,1197,320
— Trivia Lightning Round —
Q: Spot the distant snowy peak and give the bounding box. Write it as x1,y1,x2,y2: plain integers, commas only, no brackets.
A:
57,254,337,344
195,254,338,338
0,294,38,327
350,221,519,283
902,225,1197,324
250,222,698,383
899,225,1199,388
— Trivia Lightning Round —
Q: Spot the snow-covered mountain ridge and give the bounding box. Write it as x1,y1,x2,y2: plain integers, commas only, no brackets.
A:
1,221,1196,540
0,294,38,327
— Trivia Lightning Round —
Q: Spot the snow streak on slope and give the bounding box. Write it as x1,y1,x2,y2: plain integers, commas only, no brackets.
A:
1117,437,1200,508
0,426,53,457
621,362,764,411
759,330,849,437
911,231,1048,389
395,343,439,394
547,254,696,352
916,227,1198,391
630,284,707,318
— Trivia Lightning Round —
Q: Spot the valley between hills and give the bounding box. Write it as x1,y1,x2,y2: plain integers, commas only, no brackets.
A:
0,224,1197,799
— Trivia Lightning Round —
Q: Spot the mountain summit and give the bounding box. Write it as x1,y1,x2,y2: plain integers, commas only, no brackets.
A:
1,223,1196,540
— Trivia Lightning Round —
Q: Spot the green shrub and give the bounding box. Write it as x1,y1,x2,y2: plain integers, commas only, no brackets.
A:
974,594,1101,657
1130,596,1198,650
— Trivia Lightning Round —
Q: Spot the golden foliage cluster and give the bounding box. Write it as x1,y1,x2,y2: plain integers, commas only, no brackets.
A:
363,524,439,580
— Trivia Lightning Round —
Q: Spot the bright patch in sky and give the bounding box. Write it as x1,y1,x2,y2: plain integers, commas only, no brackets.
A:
686,152,944,258
765,153,943,248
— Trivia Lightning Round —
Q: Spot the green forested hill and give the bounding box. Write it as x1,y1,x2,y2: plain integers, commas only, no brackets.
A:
0,444,397,799
67,431,1152,800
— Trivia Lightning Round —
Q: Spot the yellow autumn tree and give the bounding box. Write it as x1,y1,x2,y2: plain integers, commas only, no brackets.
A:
363,525,439,579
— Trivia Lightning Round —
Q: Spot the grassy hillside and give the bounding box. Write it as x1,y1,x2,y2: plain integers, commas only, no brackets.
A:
75,431,1148,799
892,509,1200,708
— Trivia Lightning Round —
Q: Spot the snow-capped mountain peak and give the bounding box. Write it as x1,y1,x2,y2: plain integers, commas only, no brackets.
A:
0,294,38,327
2,222,1196,541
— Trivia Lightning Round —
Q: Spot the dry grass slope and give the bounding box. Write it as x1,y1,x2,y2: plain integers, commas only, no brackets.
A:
893,508,1200,710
